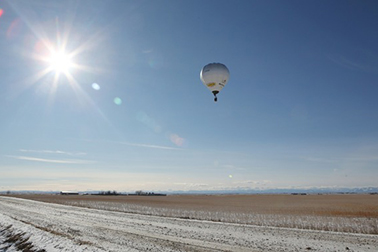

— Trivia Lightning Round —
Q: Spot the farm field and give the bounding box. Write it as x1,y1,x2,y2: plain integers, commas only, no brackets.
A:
7,193,378,217
6,193,378,233
1,194,378,251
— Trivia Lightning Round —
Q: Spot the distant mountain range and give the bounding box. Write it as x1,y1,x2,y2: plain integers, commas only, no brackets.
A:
163,187,378,195
1,187,378,195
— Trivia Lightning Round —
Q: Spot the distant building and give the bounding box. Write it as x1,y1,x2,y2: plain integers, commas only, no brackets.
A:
60,191,79,195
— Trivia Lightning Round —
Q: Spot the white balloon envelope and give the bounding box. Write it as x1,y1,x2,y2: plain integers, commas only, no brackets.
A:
200,63,230,102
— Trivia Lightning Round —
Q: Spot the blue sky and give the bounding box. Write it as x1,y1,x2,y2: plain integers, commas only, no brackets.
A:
1,0,378,192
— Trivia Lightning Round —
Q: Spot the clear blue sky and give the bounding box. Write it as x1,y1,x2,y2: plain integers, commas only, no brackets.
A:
1,0,378,192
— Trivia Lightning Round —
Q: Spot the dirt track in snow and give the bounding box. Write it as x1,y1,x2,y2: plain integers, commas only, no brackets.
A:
1,196,378,252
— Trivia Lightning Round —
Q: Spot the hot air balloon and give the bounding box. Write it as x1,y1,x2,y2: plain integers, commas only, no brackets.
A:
200,63,230,102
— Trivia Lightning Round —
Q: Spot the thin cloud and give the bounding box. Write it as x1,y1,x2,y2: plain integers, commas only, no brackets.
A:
6,155,94,164
303,155,378,163
327,54,378,73
19,149,87,156
346,155,378,162
80,139,182,151
173,182,209,188
303,156,337,163
110,141,182,151
121,142,182,150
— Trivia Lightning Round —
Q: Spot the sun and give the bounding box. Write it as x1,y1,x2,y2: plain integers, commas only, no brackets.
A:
47,50,74,75
38,46,79,84
26,17,101,96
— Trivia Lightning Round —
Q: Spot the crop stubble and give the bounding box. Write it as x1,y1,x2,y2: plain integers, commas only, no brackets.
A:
7,194,378,217
5,194,378,234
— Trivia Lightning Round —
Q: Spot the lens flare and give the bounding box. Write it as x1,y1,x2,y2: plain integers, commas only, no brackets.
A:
114,97,122,105
8,8,106,121
92,83,100,90
0,9,4,18
170,134,185,147
136,111,161,133
6,18,22,39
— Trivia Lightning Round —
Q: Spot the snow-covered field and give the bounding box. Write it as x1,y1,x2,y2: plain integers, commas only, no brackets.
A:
1,196,377,252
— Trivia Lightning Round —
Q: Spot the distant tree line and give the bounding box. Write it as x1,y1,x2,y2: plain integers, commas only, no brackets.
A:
94,190,120,195
132,190,166,196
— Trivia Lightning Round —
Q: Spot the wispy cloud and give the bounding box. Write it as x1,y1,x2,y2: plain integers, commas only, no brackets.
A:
346,155,378,162
303,156,337,163
19,149,87,156
113,141,182,151
327,54,378,73
81,139,183,151
173,182,209,186
303,155,378,163
6,155,94,164
247,180,272,185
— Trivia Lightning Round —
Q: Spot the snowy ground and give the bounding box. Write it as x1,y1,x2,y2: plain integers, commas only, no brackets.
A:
0,196,377,252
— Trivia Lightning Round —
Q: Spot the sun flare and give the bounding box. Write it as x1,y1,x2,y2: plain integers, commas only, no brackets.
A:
26,17,101,97
48,50,74,75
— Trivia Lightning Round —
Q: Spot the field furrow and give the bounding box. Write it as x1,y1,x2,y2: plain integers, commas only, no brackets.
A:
1,196,378,252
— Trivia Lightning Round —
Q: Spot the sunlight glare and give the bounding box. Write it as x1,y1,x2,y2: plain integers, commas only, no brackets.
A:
48,50,74,74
